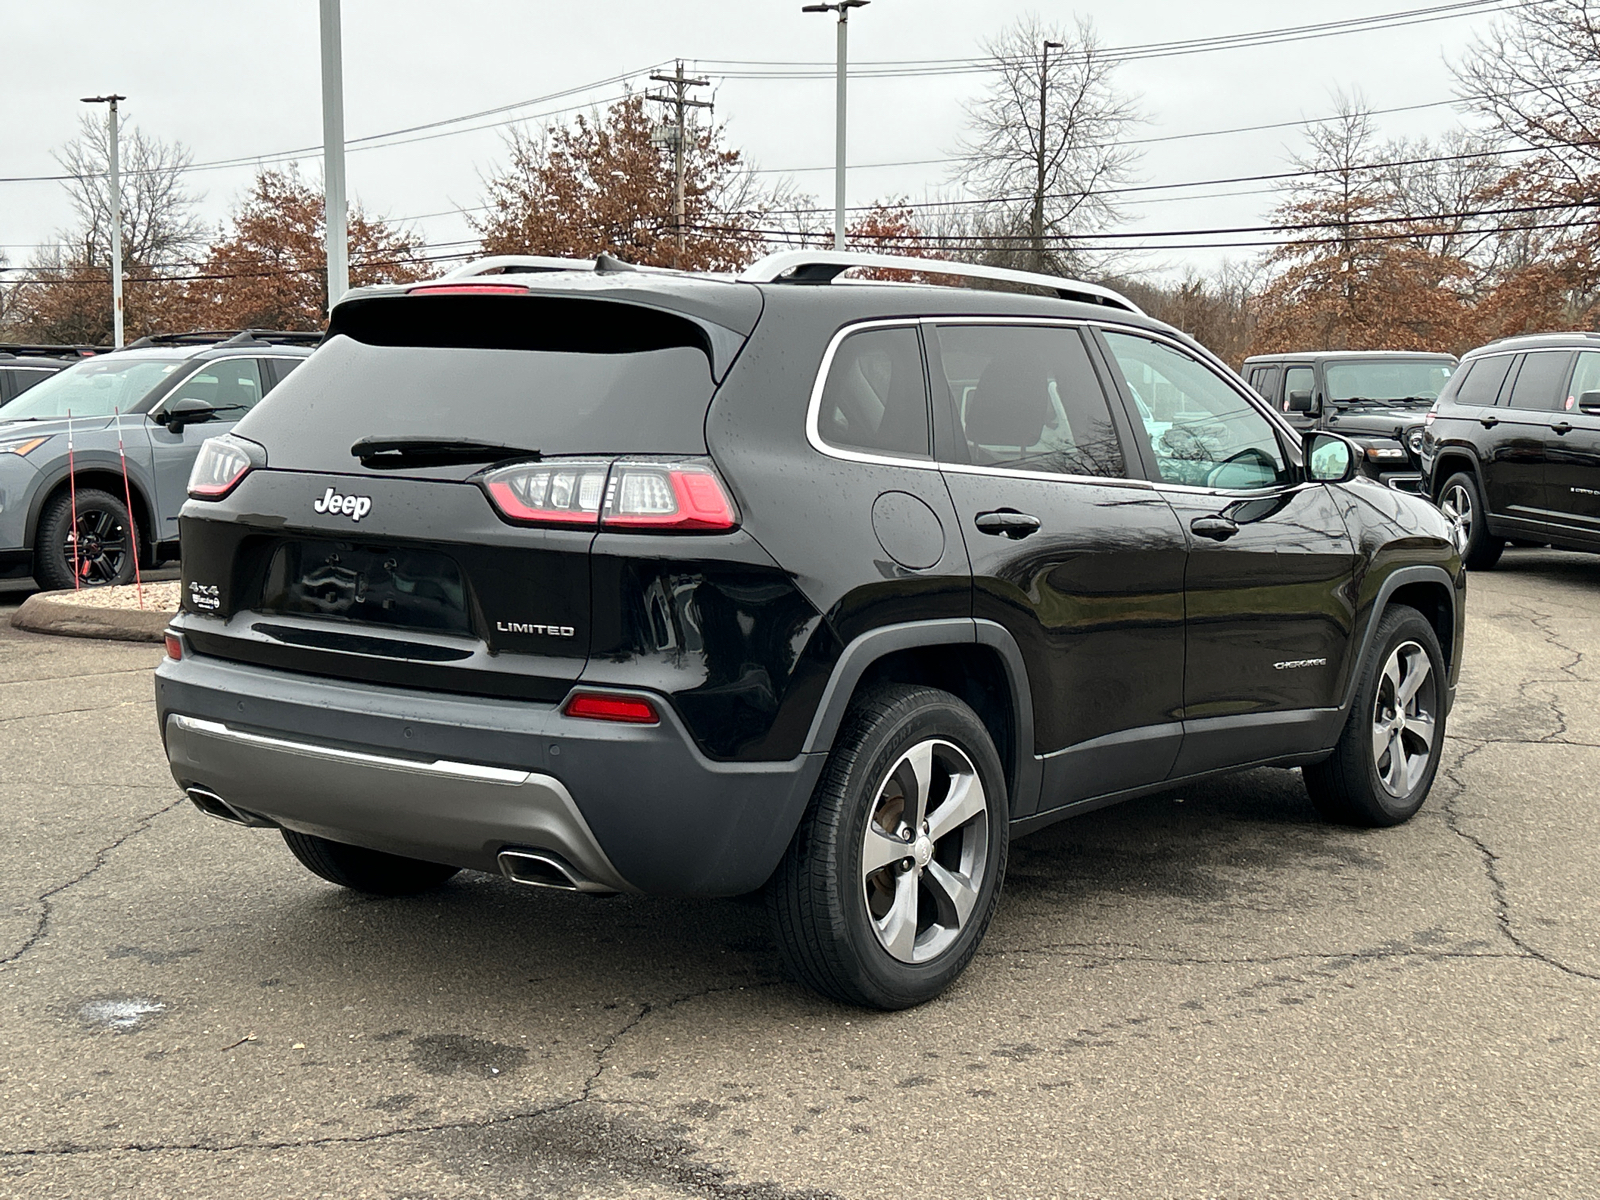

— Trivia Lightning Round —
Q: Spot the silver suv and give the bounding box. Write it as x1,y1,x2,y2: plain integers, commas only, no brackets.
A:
0,331,315,589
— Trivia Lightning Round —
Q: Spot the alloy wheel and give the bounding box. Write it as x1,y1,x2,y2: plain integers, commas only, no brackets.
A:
1370,640,1437,799
860,738,990,964
1440,482,1473,547
63,504,132,587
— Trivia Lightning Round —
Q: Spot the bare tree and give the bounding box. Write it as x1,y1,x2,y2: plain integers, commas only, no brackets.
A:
954,15,1141,274
53,112,206,271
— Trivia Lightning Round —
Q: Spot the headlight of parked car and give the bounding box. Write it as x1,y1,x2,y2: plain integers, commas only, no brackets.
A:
1405,427,1425,456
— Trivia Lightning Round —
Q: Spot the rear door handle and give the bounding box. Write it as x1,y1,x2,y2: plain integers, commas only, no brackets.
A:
1553,421,1573,435
974,509,1042,539
1190,515,1240,542
1480,415,1499,428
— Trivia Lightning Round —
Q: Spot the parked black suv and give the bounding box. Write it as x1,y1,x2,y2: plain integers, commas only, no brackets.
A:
1422,331,1600,568
0,344,96,406
155,252,1465,1008
1242,351,1457,492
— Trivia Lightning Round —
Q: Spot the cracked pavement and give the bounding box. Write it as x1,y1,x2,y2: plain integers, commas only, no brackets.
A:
2,552,1599,1198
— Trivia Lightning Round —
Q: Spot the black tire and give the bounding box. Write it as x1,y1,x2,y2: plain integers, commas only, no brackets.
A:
767,684,1009,1009
1437,471,1503,570
33,487,139,591
281,830,460,895
1304,606,1447,827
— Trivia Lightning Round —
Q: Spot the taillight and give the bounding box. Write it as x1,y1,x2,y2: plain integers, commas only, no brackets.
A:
163,632,183,660
603,460,739,531
482,459,609,526
1424,410,1437,426
480,458,738,532
188,435,263,499
562,691,660,724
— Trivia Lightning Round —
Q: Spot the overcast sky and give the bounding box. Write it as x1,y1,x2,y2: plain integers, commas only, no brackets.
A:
1,0,1511,283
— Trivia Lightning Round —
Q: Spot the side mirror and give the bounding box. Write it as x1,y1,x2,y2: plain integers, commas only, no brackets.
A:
1286,389,1316,414
158,396,216,432
1580,390,1600,415
1305,432,1356,483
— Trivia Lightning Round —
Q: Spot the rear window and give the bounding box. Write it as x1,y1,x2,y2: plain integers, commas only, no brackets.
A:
236,330,718,471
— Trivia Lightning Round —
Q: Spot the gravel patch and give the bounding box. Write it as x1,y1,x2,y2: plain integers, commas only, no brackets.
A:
45,581,181,612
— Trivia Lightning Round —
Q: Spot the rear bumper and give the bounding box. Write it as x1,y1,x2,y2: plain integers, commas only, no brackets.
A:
154,641,825,897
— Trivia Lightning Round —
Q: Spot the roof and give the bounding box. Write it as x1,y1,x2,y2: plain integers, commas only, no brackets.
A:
1243,350,1458,364
1463,331,1600,356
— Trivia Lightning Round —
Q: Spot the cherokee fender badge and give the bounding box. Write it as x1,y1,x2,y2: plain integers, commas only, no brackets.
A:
1273,657,1328,670
312,487,372,522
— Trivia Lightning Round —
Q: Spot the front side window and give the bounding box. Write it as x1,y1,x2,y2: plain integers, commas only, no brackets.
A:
163,358,265,419
0,356,184,420
935,324,1126,477
815,326,930,458
1567,351,1600,411
1101,330,1290,490
1282,366,1315,410
1504,351,1575,411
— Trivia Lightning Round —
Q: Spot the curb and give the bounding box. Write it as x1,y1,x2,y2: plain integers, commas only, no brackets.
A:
9,592,175,643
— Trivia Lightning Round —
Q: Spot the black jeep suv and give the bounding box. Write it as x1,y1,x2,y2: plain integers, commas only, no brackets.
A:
1242,351,1457,492
1422,332,1600,568
155,251,1465,1008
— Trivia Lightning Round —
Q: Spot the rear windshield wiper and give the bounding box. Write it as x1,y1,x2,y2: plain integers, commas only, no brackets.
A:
351,436,541,468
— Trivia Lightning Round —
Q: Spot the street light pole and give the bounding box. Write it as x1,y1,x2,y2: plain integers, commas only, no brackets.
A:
320,0,348,313
802,1,868,250
80,94,126,348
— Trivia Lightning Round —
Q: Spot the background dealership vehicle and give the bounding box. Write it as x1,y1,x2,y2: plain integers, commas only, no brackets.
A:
155,252,1465,1009
1242,351,1457,491
0,344,96,407
1423,331,1600,568
0,330,314,589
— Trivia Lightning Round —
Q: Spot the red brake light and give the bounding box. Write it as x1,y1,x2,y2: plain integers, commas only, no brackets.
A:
562,691,660,724
1424,411,1437,426
481,460,609,526
407,283,530,296
187,436,258,499
603,461,739,531
163,632,183,660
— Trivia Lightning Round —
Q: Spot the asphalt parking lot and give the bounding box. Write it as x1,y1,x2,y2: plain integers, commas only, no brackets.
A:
2,553,1598,1199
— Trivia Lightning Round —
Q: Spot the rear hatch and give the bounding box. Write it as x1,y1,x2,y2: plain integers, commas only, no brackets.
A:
176,284,760,701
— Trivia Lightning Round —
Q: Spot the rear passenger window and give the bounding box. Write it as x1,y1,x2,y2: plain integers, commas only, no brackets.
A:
1455,355,1514,407
1252,366,1282,405
934,324,1126,477
816,327,930,458
1505,351,1574,411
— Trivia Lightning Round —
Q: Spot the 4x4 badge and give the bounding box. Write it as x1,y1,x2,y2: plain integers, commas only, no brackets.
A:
313,487,372,522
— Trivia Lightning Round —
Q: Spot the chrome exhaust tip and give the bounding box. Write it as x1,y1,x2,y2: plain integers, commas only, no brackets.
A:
497,848,616,895
185,786,276,828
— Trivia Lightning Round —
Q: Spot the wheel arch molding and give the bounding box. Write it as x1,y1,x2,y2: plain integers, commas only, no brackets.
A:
800,618,1041,817
25,455,159,561
1345,564,1463,712
1429,447,1484,500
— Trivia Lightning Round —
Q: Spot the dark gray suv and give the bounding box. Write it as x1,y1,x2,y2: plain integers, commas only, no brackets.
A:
0,331,315,589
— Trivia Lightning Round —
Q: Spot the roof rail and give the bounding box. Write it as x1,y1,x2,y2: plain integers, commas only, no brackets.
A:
739,249,1144,314
125,329,322,349
438,255,597,279
0,343,98,358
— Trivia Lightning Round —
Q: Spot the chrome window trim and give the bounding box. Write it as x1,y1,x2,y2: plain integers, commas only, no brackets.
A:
804,318,937,468
939,460,1154,490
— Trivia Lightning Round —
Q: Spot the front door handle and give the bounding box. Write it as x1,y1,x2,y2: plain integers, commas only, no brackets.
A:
1480,415,1499,428
1553,421,1573,435
1191,515,1240,542
974,509,1042,539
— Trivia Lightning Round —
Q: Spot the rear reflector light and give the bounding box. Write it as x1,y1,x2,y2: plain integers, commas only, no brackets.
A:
602,460,738,531
187,435,262,499
163,632,182,660
1424,411,1437,426
562,691,660,724
407,283,530,295
482,459,609,526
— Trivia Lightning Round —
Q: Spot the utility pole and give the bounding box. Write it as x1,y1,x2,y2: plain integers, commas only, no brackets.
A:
1031,39,1063,274
80,94,126,348
320,0,348,312
803,1,869,249
648,62,712,267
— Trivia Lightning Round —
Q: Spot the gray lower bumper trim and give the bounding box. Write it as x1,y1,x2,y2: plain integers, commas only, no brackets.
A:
164,714,635,893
